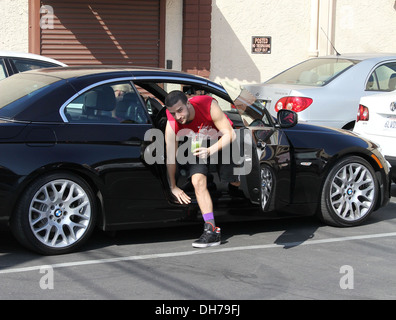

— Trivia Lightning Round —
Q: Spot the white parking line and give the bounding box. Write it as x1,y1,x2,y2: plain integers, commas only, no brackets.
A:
1,231,396,275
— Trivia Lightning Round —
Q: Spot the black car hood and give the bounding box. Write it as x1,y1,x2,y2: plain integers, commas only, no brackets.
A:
288,122,349,134
284,121,376,153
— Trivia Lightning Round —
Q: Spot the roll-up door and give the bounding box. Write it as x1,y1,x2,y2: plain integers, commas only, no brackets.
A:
40,0,161,67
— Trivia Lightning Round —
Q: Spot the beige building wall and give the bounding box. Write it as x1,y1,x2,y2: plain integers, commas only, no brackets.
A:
1,0,396,85
211,0,311,84
165,0,183,71
211,0,396,84
334,0,396,53
0,0,29,52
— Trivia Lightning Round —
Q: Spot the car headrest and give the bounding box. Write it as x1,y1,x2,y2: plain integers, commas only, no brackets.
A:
96,86,116,111
84,91,98,108
388,73,396,91
122,92,140,106
298,71,318,84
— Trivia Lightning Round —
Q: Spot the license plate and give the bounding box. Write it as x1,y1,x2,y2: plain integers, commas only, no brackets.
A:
384,116,396,129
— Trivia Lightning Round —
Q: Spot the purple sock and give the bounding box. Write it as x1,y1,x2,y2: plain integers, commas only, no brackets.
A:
203,212,214,221
203,212,215,229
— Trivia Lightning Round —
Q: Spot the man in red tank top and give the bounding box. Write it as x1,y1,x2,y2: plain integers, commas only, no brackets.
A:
165,90,240,248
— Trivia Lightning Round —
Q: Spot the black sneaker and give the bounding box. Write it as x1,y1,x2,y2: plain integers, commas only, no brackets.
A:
192,223,221,248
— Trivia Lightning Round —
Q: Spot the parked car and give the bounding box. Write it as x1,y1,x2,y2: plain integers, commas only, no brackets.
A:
0,50,66,80
245,53,396,130
0,66,390,255
354,90,396,183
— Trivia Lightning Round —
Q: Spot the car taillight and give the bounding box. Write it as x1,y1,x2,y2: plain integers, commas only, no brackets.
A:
357,104,369,122
274,96,313,112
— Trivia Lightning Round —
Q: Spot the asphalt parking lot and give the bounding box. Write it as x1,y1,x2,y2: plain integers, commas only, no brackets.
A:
1,185,396,303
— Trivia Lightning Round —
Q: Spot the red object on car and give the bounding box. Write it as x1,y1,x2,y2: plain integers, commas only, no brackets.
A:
357,104,369,122
274,96,313,112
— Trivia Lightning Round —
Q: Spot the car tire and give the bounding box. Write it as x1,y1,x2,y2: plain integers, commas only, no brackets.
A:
319,156,378,227
11,172,97,255
260,165,275,212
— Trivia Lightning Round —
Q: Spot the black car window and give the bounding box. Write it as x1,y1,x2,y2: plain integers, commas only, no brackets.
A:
366,62,396,92
64,81,149,124
11,58,60,73
0,59,7,80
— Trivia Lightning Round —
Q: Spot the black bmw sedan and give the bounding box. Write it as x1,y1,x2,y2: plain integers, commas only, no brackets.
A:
0,66,391,255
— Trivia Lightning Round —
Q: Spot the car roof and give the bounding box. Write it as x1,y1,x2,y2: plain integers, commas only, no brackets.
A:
28,65,220,94
318,52,396,61
0,50,67,66
23,65,211,82
0,65,227,122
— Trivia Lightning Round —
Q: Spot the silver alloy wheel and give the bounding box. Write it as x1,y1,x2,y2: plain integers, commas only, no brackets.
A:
329,162,375,221
261,166,273,211
28,179,92,248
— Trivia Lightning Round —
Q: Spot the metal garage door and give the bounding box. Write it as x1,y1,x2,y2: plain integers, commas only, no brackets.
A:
40,0,161,67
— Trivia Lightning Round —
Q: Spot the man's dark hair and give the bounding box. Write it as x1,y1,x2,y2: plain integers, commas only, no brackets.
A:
165,90,187,108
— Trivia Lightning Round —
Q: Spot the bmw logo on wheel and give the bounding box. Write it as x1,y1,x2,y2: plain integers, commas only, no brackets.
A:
54,209,63,218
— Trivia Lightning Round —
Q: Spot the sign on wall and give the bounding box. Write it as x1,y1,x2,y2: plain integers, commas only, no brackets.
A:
252,36,271,54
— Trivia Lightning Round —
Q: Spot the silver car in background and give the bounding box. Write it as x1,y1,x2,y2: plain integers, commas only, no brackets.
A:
245,53,396,130
0,51,67,80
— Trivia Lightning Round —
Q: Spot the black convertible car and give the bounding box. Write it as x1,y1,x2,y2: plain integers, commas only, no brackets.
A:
0,66,391,255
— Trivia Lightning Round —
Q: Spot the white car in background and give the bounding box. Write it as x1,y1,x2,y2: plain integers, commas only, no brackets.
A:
354,90,396,183
0,51,67,80
245,53,396,130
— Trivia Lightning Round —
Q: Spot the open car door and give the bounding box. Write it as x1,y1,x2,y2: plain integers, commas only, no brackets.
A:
221,81,295,213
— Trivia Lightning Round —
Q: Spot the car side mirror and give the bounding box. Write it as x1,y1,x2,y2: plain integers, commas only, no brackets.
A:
277,109,298,128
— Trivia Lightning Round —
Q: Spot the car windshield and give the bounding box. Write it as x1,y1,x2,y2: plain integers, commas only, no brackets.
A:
0,73,61,118
266,58,360,86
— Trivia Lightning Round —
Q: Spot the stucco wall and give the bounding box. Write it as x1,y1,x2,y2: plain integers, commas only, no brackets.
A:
2,0,396,86
335,0,396,53
165,0,183,71
0,0,29,52
211,0,312,84
211,0,396,84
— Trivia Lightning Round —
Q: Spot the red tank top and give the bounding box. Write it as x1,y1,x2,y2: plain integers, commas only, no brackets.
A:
166,95,233,137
